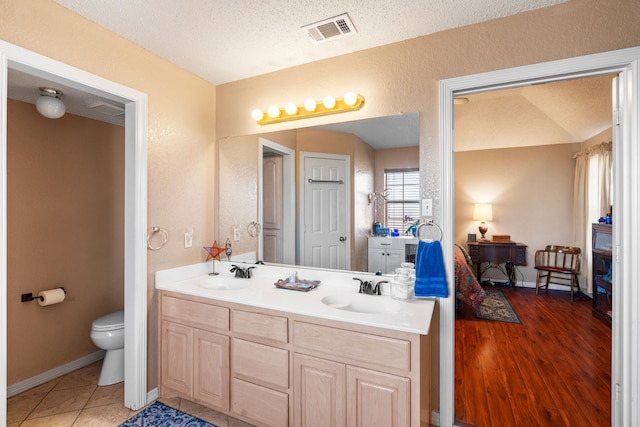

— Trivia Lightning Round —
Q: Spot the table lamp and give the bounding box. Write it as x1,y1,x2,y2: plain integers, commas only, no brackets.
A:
473,203,493,241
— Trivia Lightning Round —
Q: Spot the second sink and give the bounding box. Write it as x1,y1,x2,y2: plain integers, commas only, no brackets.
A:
321,294,401,314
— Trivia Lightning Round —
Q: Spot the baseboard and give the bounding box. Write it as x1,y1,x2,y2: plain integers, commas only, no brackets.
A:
431,410,440,426
7,350,105,397
146,387,159,405
486,280,591,296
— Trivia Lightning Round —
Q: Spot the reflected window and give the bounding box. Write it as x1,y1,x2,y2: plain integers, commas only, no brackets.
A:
384,168,420,232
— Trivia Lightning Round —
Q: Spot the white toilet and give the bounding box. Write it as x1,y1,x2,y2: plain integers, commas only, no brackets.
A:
90,309,125,386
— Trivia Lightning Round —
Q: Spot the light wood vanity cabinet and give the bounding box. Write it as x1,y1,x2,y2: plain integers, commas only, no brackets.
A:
160,295,230,410
160,291,431,427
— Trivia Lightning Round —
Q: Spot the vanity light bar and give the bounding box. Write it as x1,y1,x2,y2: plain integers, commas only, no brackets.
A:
252,92,365,125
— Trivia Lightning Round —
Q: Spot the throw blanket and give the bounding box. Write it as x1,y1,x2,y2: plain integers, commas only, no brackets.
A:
415,240,449,298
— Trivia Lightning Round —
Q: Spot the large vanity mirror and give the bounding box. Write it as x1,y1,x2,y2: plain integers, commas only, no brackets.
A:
218,112,419,274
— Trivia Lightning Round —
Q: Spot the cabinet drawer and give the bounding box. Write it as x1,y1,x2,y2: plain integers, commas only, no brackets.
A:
162,295,229,332
232,339,289,389
293,321,410,372
232,310,288,344
368,237,409,251
232,378,289,427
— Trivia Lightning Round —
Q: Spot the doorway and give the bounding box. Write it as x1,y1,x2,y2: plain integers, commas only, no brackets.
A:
259,138,295,265
0,40,149,424
439,47,640,427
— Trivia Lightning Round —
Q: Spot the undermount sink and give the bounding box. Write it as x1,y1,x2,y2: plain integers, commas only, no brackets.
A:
199,277,251,291
321,294,402,314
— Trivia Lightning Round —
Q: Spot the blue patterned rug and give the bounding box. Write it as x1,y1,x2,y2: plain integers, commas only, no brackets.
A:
475,289,522,324
119,401,218,427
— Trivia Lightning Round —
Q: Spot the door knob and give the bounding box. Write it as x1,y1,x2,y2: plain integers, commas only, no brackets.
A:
339,236,347,241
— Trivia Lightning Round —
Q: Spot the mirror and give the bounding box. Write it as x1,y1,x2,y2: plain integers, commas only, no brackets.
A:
218,112,419,273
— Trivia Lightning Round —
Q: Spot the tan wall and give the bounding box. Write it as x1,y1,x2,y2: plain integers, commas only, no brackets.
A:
7,99,124,383
455,143,580,284
216,0,640,410
1,0,216,390
3,0,639,407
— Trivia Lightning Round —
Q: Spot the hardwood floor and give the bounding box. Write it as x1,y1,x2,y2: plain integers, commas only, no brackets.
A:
455,286,611,427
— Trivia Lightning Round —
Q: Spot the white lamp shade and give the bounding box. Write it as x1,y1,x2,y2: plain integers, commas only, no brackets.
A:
36,95,65,119
473,203,493,221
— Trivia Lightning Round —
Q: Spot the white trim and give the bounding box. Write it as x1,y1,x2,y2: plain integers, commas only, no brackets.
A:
7,351,105,397
0,40,148,423
146,387,159,406
259,138,295,265
440,46,640,427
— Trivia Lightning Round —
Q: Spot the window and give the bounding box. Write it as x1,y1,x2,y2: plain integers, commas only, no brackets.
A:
384,168,420,232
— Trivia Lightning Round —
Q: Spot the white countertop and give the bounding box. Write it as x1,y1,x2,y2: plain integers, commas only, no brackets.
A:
155,260,435,335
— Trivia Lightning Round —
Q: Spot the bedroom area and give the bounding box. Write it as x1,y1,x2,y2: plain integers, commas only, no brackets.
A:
452,74,615,426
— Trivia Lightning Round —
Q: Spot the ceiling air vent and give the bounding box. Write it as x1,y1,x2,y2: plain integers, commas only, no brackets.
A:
302,13,357,44
89,101,125,117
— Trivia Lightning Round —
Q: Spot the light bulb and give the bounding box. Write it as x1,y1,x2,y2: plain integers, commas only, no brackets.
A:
285,102,298,115
323,95,336,109
251,109,264,121
304,98,317,112
343,92,358,106
267,105,280,118
36,95,65,119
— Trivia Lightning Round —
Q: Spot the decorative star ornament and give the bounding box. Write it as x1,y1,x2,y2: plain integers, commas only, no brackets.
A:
203,241,224,261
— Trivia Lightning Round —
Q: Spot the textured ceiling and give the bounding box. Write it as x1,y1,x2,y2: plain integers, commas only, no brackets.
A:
11,0,612,151
53,0,568,85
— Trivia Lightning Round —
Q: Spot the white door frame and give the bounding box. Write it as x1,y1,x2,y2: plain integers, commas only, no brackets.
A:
259,138,295,265
439,47,640,427
0,40,148,423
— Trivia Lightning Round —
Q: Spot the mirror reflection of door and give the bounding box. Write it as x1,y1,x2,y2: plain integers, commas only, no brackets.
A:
300,152,350,270
262,153,283,263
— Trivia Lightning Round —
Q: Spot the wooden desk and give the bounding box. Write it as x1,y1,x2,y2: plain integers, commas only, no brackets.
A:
467,241,527,284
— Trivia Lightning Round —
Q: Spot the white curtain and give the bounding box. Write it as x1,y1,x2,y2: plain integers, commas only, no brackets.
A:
573,141,612,294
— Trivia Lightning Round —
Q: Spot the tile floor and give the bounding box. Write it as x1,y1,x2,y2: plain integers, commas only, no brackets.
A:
7,360,254,426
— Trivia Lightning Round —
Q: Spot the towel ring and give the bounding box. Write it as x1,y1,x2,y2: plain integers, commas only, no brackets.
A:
416,220,443,242
147,226,168,250
247,221,261,238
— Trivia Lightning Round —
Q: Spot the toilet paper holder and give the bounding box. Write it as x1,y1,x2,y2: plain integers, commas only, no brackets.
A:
21,287,66,303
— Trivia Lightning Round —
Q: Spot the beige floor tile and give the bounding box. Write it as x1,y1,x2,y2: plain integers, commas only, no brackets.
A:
53,363,102,391
16,377,62,396
179,400,230,426
84,382,124,409
73,403,133,426
20,410,80,427
7,421,21,427
157,395,181,409
229,416,257,427
7,392,46,423
29,385,95,419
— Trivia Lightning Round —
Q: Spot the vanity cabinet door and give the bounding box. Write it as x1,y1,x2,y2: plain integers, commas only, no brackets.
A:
161,321,193,397
194,329,230,410
293,354,346,427
346,366,410,427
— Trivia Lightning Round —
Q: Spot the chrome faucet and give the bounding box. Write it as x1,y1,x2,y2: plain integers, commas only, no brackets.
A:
354,278,388,295
230,265,254,278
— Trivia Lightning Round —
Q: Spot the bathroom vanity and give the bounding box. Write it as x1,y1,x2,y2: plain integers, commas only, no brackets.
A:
156,261,435,427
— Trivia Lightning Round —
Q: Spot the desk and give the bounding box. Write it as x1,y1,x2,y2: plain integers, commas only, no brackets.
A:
467,241,527,284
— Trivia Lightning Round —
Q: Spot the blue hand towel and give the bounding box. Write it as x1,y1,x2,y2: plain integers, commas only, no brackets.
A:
414,240,449,298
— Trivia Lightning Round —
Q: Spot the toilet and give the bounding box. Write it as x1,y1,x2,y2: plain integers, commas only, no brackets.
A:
90,309,125,386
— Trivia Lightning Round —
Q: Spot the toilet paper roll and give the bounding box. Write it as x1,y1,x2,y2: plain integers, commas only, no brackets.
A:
38,288,66,306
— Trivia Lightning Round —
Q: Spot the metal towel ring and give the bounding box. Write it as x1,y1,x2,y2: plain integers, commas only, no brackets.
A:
147,226,168,250
247,221,261,238
416,220,443,242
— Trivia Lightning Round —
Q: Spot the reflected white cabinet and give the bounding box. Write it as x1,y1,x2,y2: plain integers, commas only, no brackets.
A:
367,237,416,274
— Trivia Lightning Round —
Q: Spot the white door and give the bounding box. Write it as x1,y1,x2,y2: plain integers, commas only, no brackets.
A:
262,154,283,263
300,153,350,270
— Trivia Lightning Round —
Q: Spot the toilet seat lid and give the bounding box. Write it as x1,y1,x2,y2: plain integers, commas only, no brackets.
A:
92,310,124,332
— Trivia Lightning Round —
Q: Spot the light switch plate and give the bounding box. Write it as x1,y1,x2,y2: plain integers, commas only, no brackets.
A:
422,198,433,217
